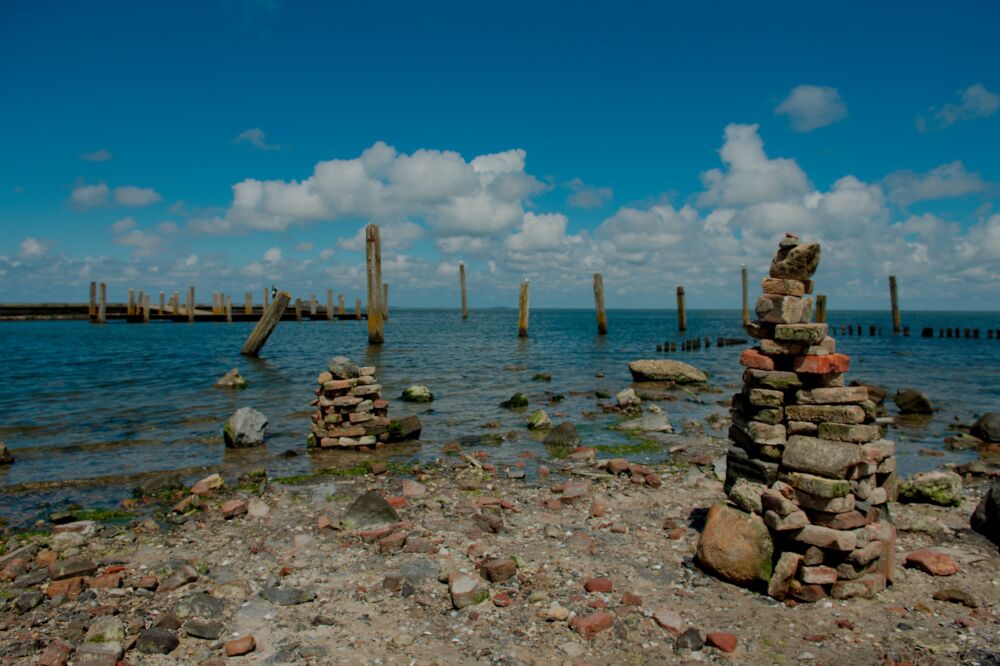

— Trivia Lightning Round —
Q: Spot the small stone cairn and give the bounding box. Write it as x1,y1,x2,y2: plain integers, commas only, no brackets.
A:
724,234,897,601
307,356,389,449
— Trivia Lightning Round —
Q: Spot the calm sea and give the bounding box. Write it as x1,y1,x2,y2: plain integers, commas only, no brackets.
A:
1,309,997,527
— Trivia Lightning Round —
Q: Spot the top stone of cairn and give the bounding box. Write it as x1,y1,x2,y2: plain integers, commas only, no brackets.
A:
769,233,820,281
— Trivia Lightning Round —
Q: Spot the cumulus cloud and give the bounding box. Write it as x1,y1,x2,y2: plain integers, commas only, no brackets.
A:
337,220,426,252
917,84,1000,131
319,248,334,260
295,241,314,252
111,217,137,233
883,161,989,206
114,229,164,257
19,237,45,259
775,85,847,132
566,178,613,208
506,213,583,253
114,185,162,207
264,247,282,263
70,182,110,209
234,127,282,151
80,148,113,162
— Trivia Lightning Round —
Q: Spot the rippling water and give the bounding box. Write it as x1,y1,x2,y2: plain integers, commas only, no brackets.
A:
1,308,997,526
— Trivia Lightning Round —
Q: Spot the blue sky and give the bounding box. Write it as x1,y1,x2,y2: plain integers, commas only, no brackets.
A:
1,0,998,309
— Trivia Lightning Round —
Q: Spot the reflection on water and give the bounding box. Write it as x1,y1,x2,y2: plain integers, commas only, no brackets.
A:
0,308,997,525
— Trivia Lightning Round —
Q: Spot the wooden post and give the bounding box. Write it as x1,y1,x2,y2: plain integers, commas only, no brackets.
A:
338,294,345,315
98,282,107,323
326,289,334,320
225,297,232,323
815,294,827,323
741,265,749,326
382,283,389,320
263,287,270,309
889,275,901,333
365,224,384,344
88,282,96,318
241,290,291,356
310,294,317,315
460,262,469,319
355,298,361,319
245,292,252,315
128,288,136,316
159,292,165,313
677,286,687,332
187,286,195,323
518,280,529,338
137,290,144,317
143,295,151,323
295,298,302,321
593,273,607,335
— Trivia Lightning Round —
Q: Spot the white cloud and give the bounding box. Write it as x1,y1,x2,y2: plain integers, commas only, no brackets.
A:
436,235,488,254
183,254,198,268
70,182,110,209
80,148,113,162
506,212,582,252
264,247,282,263
775,85,847,132
318,248,334,260
917,84,1000,131
114,229,163,257
883,161,988,206
234,127,282,151
19,237,44,259
111,217,137,233
241,261,265,277
158,221,179,234
295,241,314,252
337,220,427,252
566,178,613,208
114,185,162,207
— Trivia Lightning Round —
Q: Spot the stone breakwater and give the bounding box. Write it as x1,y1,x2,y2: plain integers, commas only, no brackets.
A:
307,356,390,449
711,234,898,602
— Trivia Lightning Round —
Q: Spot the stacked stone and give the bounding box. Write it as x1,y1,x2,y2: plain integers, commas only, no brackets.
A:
725,234,897,602
307,356,390,449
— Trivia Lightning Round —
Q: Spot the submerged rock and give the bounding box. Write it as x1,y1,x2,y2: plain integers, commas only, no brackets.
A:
215,368,247,389
628,359,707,384
893,388,933,415
387,415,422,442
898,471,962,507
544,422,581,449
0,442,14,465
527,410,552,430
223,407,268,448
401,385,434,403
971,413,1000,443
696,503,773,587
616,388,641,410
971,477,1000,548
342,491,400,529
500,393,529,409
617,414,672,433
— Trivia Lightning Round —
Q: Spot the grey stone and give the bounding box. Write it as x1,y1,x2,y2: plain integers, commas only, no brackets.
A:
184,619,225,640
971,413,1000,443
136,628,178,655
387,415,422,442
971,477,1000,548
328,356,359,379
341,491,400,529
893,388,933,415
401,385,433,403
261,587,316,606
215,368,247,389
628,359,707,383
223,407,268,448
617,414,672,433
544,422,581,449
176,592,225,620
769,241,820,280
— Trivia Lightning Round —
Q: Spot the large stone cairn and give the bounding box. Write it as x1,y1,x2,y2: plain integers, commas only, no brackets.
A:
307,356,389,449
726,234,897,602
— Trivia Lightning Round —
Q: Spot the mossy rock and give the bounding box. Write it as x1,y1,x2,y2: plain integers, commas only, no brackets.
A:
500,393,529,409
402,385,434,403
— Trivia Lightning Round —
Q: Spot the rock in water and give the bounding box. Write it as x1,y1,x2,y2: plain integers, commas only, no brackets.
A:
544,422,581,449
401,385,434,403
893,388,933,415
526,410,552,430
616,388,641,410
898,471,962,507
387,415,422,442
617,414,672,432
696,503,773,587
342,491,400,529
0,442,14,465
971,413,1000,443
769,240,820,280
215,368,247,389
223,407,268,448
971,477,1000,548
628,359,707,383
328,356,359,379
500,393,529,409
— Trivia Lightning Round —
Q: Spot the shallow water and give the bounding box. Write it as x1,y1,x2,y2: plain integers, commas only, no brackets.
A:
1,308,997,526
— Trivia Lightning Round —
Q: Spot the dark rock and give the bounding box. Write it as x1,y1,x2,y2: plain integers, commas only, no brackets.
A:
155,613,182,630
185,619,225,639
16,591,43,613
48,559,98,581
159,563,198,592
500,393,529,409
0,442,14,465
223,407,268,448
971,477,1000,548
401,385,433,403
260,587,316,606
176,592,225,620
769,241,820,280
136,628,179,655
893,388,933,415
328,356,359,379
971,413,1000,443
387,415,422,442
342,491,400,529
849,381,887,404
532,373,552,382
674,628,705,654
544,422,581,449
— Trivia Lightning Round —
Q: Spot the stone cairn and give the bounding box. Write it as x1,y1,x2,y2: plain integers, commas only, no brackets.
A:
307,356,389,449
725,234,897,602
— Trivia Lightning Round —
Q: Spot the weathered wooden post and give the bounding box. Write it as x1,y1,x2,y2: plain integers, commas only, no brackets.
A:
676,286,687,332
382,283,389,320
137,290,144,315
310,294,317,316
365,224,384,344
98,282,107,323
295,298,302,321
889,275,901,334
187,286,195,323
143,295,151,323
245,292,253,315
459,262,469,319
741,265,749,326
88,282,96,319
518,280,529,338
815,294,827,323
225,297,232,323
172,291,179,316
355,298,362,319
241,290,291,356
159,292,165,313
338,294,345,315
326,289,334,320
593,273,607,335
263,287,270,309
128,288,136,316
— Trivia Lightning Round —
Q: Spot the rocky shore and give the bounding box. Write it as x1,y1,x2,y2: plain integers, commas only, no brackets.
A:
2,433,998,665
